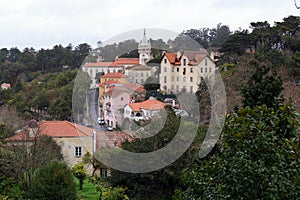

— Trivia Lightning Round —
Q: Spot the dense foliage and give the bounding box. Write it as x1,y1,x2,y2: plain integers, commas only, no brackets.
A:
176,104,300,199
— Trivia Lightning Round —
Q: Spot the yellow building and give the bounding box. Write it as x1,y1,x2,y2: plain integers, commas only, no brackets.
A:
160,51,216,94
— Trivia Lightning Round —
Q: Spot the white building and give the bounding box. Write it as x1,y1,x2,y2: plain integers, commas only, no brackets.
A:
159,51,216,94
124,99,165,121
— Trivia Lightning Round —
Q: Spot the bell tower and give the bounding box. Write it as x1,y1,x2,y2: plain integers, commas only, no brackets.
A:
138,29,151,65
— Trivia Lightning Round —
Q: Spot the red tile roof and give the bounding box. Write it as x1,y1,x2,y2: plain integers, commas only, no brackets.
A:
6,121,93,141
102,72,127,79
39,121,93,137
128,99,165,112
115,58,139,65
83,62,120,67
95,131,134,150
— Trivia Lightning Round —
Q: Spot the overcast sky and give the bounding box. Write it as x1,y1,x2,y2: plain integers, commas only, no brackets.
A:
0,0,299,50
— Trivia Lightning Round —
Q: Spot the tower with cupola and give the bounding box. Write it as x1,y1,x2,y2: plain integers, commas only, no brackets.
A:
138,29,151,65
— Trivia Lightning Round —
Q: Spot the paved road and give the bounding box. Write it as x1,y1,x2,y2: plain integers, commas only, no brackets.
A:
87,88,107,131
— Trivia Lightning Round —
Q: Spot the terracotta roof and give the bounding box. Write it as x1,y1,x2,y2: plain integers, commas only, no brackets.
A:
6,121,93,141
115,58,139,65
128,99,165,112
83,62,120,67
39,121,93,137
95,131,134,150
5,130,33,141
184,51,208,65
102,72,127,79
1,83,11,89
99,80,120,88
103,84,145,96
126,64,152,71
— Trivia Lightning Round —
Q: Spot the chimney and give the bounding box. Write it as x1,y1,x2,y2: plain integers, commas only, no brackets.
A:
176,51,181,59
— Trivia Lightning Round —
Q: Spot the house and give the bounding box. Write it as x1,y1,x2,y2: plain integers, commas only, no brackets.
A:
1,83,11,90
100,72,128,84
125,64,156,85
102,83,146,127
159,51,216,94
5,120,134,176
5,120,94,168
82,62,124,88
124,99,165,121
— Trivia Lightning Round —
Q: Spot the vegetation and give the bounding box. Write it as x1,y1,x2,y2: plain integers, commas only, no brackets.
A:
73,162,87,190
1,14,300,199
27,160,77,200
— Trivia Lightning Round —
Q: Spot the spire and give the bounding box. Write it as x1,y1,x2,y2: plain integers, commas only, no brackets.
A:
142,28,148,44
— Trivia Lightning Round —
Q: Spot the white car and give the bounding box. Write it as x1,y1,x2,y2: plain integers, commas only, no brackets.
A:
106,126,113,131
174,109,189,117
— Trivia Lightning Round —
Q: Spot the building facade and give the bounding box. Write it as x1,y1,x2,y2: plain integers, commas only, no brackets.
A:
159,51,216,94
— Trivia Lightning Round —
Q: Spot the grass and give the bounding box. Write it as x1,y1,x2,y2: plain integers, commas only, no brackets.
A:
75,178,99,200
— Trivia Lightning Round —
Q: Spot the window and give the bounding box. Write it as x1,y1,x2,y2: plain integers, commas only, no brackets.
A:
164,67,167,72
146,72,149,77
209,68,212,73
171,76,174,81
141,79,144,84
190,86,193,93
96,69,98,74
141,72,144,77
177,68,179,72
183,68,186,75
183,59,186,66
121,97,124,101
164,76,167,83
176,85,179,92
176,76,179,81
107,69,110,73
205,58,208,66
201,68,203,73
113,69,116,72
90,69,93,76
171,67,174,72
75,146,82,157
135,79,138,83
205,68,207,73
190,68,193,73
100,168,108,178
164,58,167,64
190,77,193,82
171,85,174,90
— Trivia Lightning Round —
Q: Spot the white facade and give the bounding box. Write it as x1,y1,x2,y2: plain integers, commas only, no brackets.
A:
82,64,124,88
160,51,216,94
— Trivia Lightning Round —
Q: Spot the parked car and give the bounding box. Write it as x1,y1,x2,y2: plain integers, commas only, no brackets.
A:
106,126,113,131
174,109,189,117
98,119,105,125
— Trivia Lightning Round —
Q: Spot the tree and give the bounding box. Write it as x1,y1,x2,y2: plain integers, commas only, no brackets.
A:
72,162,87,190
27,160,76,200
240,56,283,109
176,104,300,199
108,111,206,200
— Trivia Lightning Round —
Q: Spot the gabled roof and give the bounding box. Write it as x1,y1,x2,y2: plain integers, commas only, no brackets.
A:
82,62,121,67
103,84,145,97
126,64,152,71
184,51,208,66
39,121,93,137
115,58,139,65
6,121,93,141
162,51,210,66
128,99,165,112
102,72,127,79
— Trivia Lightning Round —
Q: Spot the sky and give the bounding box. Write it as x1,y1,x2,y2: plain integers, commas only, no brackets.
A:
0,0,299,50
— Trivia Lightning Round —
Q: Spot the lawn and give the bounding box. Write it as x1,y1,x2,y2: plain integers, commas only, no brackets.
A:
75,178,100,200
